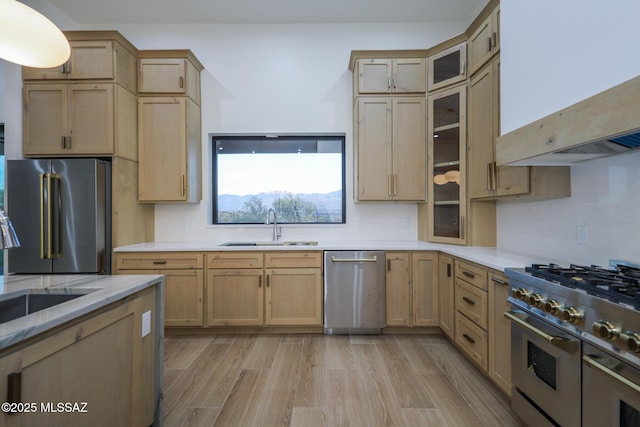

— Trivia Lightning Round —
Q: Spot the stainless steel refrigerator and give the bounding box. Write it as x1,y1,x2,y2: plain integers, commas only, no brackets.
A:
7,159,111,274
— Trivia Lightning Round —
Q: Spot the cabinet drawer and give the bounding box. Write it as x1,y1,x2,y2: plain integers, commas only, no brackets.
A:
455,279,488,329
207,252,264,269
265,251,322,268
455,313,488,371
116,252,203,270
455,260,488,290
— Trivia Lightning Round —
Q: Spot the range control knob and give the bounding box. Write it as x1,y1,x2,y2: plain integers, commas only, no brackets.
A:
526,293,545,307
560,306,584,324
592,320,621,340
543,299,562,314
513,288,530,301
620,332,640,353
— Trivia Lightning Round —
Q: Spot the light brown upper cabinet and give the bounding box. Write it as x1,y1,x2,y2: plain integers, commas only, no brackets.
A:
138,96,201,202
427,84,467,244
137,50,203,203
138,50,202,104
22,31,137,94
468,57,571,200
428,42,467,91
355,58,426,94
23,82,137,160
468,5,500,76
355,96,426,201
21,31,138,160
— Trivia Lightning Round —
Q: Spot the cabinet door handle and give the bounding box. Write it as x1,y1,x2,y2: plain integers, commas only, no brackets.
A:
492,32,497,48
179,76,184,88
462,270,475,279
387,259,391,272
487,37,492,52
447,263,451,278
491,162,497,191
492,277,507,286
462,296,476,306
152,260,167,265
460,60,466,76
66,61,71,74
463,333,476,344
387,175,392,197
387,76,391,90
61,136,66,149
258,275,262,288
487,163,492,191
266,274,270,287
393,175,397,196
67,135,72,149
7,372,22,403
392,74,396,89
181,174,186,197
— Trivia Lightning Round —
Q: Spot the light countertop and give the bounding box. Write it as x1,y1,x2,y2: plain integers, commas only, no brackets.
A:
114,240,564,272
0,274,164,351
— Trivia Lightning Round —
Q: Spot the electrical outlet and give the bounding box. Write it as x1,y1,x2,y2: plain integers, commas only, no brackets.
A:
577,226,589,245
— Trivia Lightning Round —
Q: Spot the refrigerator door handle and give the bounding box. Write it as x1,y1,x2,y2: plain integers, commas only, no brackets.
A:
41,173,62,259
48,173,62,259
39,173,46,259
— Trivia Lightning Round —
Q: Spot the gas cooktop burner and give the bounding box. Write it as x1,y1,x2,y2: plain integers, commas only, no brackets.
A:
526,263,640,309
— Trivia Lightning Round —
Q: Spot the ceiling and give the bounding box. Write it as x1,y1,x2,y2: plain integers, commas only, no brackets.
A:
46,0,489,25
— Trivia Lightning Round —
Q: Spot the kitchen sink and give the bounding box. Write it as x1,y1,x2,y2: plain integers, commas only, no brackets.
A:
219,241,318,247
0,289,97,324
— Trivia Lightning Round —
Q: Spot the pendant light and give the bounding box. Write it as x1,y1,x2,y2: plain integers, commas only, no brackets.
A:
0,0,70,68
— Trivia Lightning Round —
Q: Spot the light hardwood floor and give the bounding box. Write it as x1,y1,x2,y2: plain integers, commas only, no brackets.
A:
162,334,521,426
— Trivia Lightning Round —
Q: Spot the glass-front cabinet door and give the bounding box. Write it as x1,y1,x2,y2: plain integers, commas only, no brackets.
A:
427,84,466,244
428,42,466,91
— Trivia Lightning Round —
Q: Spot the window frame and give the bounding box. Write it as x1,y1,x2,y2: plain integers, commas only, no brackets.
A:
211,133,347,225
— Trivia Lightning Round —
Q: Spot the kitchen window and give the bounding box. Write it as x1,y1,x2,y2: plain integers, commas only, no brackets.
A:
212,134,346,225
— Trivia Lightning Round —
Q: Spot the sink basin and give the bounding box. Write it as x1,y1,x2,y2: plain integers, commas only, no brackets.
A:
220,241,318,247
0,289,97,324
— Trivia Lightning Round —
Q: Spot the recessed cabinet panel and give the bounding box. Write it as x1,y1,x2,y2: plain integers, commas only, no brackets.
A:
358,59,393,93
357,58,425,94
468,6,499,76
393,58,426,93
23,85,67,155
139,58,186,94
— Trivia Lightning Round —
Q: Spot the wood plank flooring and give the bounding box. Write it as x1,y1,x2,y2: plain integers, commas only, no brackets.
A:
162,334,521,426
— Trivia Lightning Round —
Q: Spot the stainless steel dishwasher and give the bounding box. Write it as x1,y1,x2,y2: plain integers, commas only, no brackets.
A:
323,251,385,334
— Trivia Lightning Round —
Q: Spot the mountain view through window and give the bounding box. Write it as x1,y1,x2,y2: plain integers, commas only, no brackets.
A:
212,135,345,224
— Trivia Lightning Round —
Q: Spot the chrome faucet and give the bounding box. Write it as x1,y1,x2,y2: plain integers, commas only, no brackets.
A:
266,208,282,241
0,207,20,249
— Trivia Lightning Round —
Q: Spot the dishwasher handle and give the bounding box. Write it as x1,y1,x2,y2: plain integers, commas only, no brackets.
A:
331,256,378,263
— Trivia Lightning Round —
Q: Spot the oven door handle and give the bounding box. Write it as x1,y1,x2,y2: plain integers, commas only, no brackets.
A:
583,355,640,394
505,311,579,354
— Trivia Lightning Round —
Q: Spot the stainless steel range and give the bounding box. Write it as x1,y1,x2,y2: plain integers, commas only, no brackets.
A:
505,260,640,427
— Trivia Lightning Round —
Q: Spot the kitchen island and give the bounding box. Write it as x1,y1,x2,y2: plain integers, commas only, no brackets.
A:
0,274,164,427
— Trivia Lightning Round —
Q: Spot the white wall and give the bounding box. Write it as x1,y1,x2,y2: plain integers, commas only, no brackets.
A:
498,0,640,266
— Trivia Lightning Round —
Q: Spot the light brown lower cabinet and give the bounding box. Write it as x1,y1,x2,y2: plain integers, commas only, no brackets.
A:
0,287,156,427
115,252,205,326
488,270,512,396
206,251,322,327
385,251,439,327
438,254,455,338
445,257,513,396
454,259,488,371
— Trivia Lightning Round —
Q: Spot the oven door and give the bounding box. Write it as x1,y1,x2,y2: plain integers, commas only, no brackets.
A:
583,343,640,427
506,310,581,427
